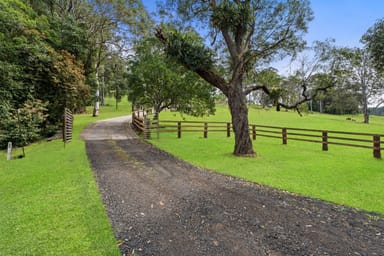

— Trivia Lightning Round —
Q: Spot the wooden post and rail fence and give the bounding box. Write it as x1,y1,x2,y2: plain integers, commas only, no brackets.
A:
131,111,383,159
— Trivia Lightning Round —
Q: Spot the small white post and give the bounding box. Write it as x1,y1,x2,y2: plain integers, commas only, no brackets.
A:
7,142,12,160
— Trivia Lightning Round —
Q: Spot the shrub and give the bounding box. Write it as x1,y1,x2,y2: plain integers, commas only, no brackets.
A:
0,99,48,149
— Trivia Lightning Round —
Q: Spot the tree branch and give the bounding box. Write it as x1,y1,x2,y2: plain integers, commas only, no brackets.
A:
155,27,229,96
247,26,291,62
221,28,238,62
374,99,384,109
196,69,229,96
155,27,167,44
242,19,255,56
243,84,270,95
276,83,333,116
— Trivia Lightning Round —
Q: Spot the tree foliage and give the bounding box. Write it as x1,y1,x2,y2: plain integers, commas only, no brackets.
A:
102,53,130,108
322,87,360,115
362,19,384,73
0,100,48,149
127,37,215,117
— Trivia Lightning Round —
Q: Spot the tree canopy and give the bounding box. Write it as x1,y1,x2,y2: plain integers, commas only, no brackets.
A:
127,37,216,116
362,19,384,73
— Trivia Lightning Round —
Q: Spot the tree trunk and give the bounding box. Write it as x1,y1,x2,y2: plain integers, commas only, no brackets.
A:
362,87,369,124
362,99,369,124
154,105,162,118
227,85,255,156
364,111,369,124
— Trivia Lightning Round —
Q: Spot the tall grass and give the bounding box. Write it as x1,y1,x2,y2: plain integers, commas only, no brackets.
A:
0,98,131,255
151,105,384,214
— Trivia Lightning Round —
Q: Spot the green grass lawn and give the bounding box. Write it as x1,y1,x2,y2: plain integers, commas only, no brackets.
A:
0,98,130,255
151,105,384,215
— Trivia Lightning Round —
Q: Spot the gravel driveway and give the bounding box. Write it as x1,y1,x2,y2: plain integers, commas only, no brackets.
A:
82,116,384,256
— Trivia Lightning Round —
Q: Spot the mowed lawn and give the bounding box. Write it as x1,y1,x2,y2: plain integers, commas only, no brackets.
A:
150,105,384,215
0,99,130,255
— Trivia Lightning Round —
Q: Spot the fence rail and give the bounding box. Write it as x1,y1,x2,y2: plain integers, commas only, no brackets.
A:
131,112,383,159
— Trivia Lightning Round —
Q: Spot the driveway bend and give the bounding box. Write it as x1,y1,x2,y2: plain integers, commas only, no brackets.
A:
82,116,384,256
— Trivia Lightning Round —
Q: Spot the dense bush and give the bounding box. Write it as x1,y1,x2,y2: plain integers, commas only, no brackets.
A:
0,100,48,149
0,0,91,148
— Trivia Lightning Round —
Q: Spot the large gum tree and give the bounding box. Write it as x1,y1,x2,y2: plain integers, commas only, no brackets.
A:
156,0,314,156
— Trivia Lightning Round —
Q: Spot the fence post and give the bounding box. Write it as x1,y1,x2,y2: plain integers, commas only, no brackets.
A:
322,131,328,151
227,123,231,137
154,112,159,140
132,115,136,129
282,128,287,144
177,122,181,139
252,125,256,140
373,135,381,159
144,118,151,139
204,122,208,138
7,142,12,160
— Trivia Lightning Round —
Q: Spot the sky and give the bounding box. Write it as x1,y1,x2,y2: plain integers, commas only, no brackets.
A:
306,0,384,47
142,0,384,48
